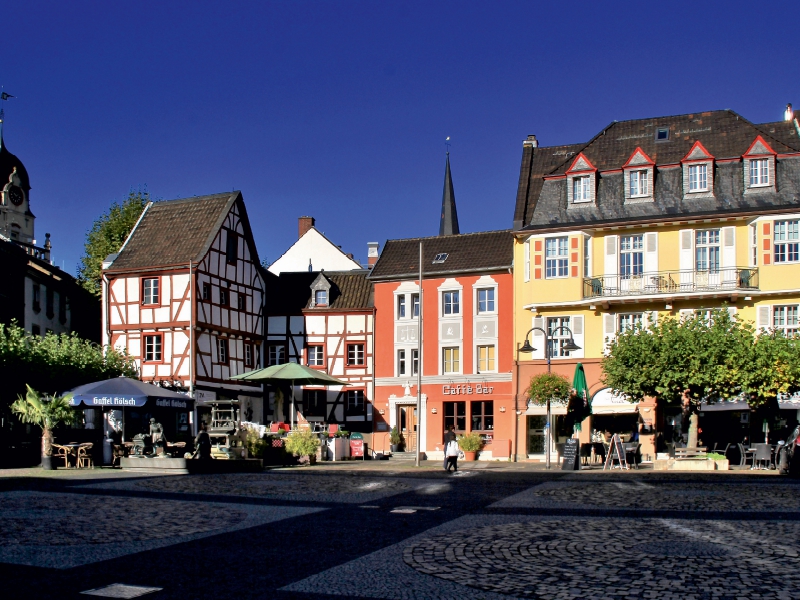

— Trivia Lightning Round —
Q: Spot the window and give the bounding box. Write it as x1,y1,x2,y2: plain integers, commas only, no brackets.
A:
398,349,407,375
219,288,229,306
267,345,285,366
397,295,406,318
572,176,591,202
477,288,495,313
471,400,493,431
244,343,253,368
442,347,460,373
45,287,54,319
412,294,420,317
584,236,590,278
444,401,466,432
547,316,573,357
411,348,419,375
432,253,449,264
749,158,770,186
237,294,245,310
619,235,643,279
202,283,210,301
217,338,228,364
307,345,324,366
443,291,460,315
545,237,568,278
144,335,162,362
773,306,799,337
688,164,708,191
477,345,495,373
346,390,365,413
696,229,720,272
750,224,758,267
32,283,41,313
143,278,159,305
774,220,800,263
656,128,669,141
629,170,648,197
303,390,326,417
226,231,237,264
618,313,643,333
315,290,328,306
347,343,365,366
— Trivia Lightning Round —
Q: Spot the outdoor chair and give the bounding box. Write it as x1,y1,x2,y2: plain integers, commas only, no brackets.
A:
738,443,754,469
51,444,70,468
624,443,641,469
77,443,93,468
753,443,773,470
590,278,603,296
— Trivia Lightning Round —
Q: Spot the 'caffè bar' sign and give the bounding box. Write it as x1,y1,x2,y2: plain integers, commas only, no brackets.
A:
442,383,494,395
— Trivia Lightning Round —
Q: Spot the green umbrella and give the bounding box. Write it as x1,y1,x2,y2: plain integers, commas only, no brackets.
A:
231,363,346,429
571,363,590,433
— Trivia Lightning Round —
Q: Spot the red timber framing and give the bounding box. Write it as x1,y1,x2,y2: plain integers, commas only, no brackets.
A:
103,193,267,421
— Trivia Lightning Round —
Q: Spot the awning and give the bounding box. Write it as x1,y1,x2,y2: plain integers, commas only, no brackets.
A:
701,393,800,412
525,402,567,416
591,387,638,414
66,377,193,409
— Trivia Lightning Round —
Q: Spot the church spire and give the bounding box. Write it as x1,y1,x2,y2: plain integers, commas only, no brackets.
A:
439,149,460,236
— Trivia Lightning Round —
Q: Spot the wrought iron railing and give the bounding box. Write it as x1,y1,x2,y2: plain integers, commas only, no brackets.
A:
583,267,759,299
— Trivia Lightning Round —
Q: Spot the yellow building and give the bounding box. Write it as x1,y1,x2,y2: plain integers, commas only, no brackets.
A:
511,108,800,461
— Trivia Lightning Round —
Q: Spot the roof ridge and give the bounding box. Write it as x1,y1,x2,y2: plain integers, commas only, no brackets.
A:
383,229,511,244
152,192,238,206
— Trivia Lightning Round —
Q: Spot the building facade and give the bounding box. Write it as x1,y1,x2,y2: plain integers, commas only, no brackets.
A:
512,109,800,459
370,231,515,459
102,192,267,427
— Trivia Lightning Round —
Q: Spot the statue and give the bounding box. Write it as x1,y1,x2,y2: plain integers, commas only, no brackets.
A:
149,418,168,457
688,413,699,448
403,382,412,397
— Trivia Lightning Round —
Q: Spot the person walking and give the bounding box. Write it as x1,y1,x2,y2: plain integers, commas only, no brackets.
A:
194,421,212,460
444,425,459,473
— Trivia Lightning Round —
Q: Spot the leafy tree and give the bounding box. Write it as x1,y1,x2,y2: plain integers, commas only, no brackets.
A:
11,385,80,459
526,372,571,406
77,189,150,297
0,321,139,411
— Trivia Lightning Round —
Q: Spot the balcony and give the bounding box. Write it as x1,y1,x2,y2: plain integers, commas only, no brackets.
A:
583,267,759,299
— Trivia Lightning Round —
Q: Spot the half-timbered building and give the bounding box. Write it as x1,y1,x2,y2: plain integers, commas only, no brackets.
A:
102,192,268,426
265,270,375,434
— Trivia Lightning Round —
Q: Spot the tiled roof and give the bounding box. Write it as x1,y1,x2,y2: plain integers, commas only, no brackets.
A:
369,230,513,280
110,192,239,270
514,110,800,232
755,119,800,150
268,271,373,313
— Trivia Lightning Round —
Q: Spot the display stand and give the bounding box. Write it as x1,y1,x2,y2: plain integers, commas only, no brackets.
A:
603,434,628,470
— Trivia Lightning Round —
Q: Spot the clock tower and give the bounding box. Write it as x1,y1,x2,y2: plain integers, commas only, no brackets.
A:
0,110,34,244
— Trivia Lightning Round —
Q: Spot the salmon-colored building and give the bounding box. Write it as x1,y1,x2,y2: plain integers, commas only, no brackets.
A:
369,231,515,460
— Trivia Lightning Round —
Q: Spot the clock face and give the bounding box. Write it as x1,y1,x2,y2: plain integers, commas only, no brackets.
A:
8,186,23,206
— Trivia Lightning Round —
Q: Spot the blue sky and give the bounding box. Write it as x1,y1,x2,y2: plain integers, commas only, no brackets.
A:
2,1,797,275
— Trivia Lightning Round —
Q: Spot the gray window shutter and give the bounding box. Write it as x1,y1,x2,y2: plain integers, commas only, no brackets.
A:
756,305,771,332
602,313,616,354
644,232,658,274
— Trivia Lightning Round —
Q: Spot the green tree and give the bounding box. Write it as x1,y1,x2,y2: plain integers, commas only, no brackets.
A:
526,372,571,406
11,385,79,460
77,189,150,296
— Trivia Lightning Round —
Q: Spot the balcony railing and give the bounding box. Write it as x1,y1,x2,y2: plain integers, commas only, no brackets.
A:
583,267,759,299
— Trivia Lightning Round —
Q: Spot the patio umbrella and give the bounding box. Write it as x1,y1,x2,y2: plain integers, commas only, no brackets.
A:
571,363,591,433
231,363,346,430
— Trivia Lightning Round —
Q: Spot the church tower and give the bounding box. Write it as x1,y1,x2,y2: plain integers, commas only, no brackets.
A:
439,151,460,236
0,108,35,244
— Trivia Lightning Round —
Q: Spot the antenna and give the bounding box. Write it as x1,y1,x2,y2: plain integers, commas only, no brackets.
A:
445,136,451,154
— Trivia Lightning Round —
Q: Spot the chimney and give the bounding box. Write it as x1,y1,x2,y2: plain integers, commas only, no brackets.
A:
367,242,380,268
524,134,538,148
786,103,794,122
298,216,315,239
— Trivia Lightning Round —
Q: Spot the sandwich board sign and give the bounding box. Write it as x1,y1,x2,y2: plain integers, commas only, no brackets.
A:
603,434,628,470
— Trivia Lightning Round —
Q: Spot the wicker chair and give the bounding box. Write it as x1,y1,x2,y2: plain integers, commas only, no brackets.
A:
51,444,70,468
76,443,93,468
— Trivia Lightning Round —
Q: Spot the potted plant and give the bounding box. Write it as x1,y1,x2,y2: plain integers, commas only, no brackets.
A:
458,432,483,461
389,427,403,453
285,429,320,465
11,385,79,470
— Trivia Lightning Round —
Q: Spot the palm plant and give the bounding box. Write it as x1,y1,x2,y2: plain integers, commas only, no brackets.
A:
11,385,79,465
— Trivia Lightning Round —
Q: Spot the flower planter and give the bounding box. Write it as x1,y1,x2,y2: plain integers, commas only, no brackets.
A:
390,444,401,453
298,454,317,466
463,451,477,461
41,455,57,470
714,459,730,470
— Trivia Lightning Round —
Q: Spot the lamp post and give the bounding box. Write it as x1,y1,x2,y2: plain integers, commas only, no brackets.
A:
516,324,581,469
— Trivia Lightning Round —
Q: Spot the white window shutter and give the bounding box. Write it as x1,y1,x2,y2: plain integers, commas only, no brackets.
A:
679,229,694,288
571,315,585,358
644,310,658,328
679,309,694,322
602,312,616,354
644,232,658,274
721,226,736,283
531,316,545,359
727,306,737,319
756,305,771,332
604,236,618,290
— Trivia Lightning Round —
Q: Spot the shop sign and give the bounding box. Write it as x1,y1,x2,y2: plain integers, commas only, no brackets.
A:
155,398,189,409
442,383,494,395
83,396,139,407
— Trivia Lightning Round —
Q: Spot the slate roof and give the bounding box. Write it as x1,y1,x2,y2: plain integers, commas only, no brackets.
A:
514,110,800,232
109,192,252,271
369,230,513,280
267,271,373,313
755,119,800,150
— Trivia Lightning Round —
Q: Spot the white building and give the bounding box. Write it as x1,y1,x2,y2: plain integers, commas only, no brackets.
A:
268,216,363,274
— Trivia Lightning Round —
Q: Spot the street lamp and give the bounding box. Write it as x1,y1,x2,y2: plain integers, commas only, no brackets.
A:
515,324,580,469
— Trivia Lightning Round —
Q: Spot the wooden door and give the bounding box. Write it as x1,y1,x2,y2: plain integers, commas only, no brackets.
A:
399,405,417,451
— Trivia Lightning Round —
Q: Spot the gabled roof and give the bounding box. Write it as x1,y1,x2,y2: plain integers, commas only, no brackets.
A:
267,226,362,275
267,270,373,313
754,119,800,149
109,191,258,271
369,230,513,280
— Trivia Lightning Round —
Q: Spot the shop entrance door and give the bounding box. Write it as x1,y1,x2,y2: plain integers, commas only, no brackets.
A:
398,405,417,451
527,415,546,456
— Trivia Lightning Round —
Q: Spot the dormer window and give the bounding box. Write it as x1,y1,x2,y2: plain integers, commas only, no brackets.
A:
750,159,769,186
688,164,708,191
743,136,777,195
565,152,597,205
315,290,328,306
656,128,670,141
573,176,591,202
629,170,648,196
309,272,332,308
623,148,655,203
681,141,715,200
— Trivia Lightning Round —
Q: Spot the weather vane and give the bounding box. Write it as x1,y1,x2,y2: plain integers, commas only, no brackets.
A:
445,136,451,154
0,89,15,120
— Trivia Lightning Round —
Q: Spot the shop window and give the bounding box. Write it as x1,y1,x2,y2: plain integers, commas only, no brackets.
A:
303,390,326,417
346,390,365,413
470,401,493,431
444,401,466,432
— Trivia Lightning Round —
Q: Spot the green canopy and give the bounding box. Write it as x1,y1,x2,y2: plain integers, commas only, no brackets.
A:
571,363,591,433
231,363,346,429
